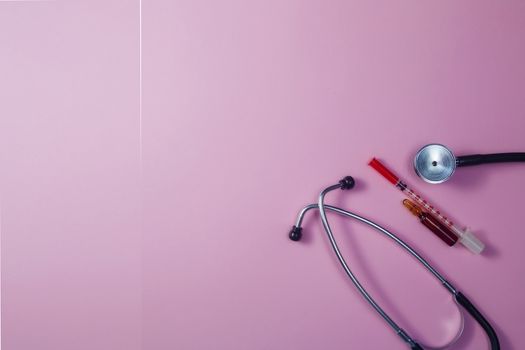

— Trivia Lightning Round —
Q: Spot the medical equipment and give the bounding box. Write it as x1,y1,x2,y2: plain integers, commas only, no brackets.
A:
402,199,457,246
369,158,484,254
414,144,525,184
288,176,500,350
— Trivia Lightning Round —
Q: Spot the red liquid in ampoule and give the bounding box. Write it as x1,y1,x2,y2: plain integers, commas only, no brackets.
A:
403,199,458,246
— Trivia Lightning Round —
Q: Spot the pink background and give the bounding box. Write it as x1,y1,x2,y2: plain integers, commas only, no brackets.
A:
2,1,525,349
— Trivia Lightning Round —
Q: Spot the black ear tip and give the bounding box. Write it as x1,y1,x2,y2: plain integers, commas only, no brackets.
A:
289,226,303,241
339,176,355,190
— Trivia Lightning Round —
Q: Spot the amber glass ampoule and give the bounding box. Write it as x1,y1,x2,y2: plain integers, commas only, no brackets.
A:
402,199,458,246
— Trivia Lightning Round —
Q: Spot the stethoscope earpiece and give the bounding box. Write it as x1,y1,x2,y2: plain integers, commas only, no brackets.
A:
289,176,354,242
288,226,303,241
339,176,355,190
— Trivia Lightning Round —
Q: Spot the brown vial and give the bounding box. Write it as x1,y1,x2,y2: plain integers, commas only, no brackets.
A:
402,199,458,246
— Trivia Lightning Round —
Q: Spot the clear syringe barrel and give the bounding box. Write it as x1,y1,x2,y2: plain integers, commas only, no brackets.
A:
399,182,485,254
399,182,454,227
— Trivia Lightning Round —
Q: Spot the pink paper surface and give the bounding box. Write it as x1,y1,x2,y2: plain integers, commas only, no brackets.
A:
2,1,525,349
0,2,142,349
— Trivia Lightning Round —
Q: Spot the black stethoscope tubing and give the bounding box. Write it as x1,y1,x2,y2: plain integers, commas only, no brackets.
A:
456,152,525,167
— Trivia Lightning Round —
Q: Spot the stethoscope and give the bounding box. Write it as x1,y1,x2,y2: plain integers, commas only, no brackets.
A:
414,144,525,184
289,176,500,350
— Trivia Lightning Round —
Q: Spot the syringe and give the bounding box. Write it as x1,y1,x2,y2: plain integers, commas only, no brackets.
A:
369,158,485,254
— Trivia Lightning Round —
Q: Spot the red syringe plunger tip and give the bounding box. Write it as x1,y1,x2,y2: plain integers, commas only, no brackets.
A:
368,158,399,185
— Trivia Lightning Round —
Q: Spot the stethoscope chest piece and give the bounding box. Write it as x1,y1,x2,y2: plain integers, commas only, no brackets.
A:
414,144,457,184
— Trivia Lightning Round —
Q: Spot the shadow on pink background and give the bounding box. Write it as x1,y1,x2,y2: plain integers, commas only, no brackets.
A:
2,1,525,349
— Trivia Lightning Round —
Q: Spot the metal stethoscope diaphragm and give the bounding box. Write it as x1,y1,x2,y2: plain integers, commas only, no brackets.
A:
414,144,525,184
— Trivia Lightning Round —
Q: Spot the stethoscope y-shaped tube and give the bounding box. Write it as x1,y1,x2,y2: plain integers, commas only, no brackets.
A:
288,176,500,349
